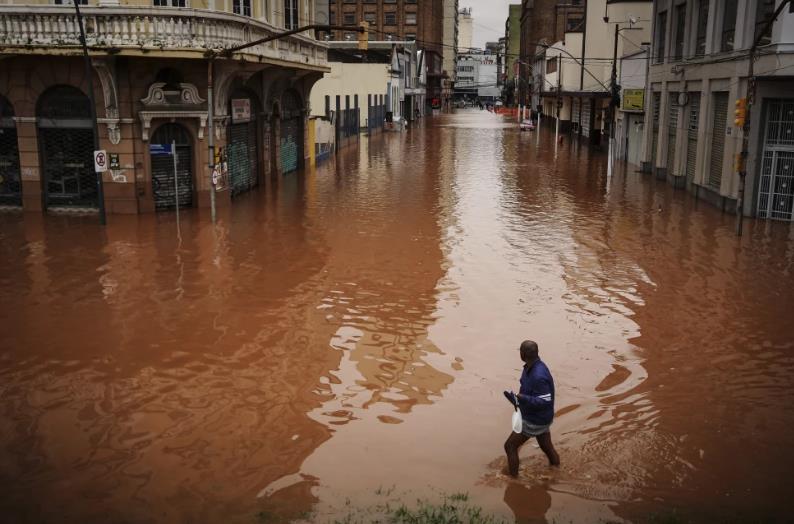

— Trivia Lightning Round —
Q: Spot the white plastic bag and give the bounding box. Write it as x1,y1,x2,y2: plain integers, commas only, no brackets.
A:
511,409,522,434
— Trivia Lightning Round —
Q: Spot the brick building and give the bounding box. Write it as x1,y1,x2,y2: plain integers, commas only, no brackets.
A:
518,0,585,108
328,0,445,109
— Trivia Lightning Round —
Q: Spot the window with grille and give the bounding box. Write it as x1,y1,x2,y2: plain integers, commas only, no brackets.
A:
284,0,298,30
406,33,416,41
364,12,375,23
152,0,186,6
655,11,667,63
233,0,251,16
343,12,355,24
384,12,396,25
694,0,708,57
406,12,416,25
721,0,738,51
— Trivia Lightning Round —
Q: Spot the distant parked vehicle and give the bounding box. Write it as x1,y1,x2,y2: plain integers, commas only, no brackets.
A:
520,119,535,131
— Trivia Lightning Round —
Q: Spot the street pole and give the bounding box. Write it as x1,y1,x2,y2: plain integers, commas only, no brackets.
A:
172,139,180,230
73,0,106,225
555,55,561,148
736,0,792,235
609,24,619,178
207,58,217,223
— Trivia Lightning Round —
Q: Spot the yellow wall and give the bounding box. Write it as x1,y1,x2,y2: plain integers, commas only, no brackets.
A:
309,61,389,128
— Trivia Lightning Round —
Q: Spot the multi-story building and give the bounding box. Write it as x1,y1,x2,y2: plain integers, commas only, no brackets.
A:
443,0,460,109
504,4,522,106
459,7,474,52
533,0,651,146
455,50,500,102
328,0,444,110
643,0,794,221
0,0,328,215
519,0,586,109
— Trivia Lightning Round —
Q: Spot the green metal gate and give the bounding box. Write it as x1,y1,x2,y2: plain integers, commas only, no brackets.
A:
0,95,21,206
37,86,97,209
280,90,303,174
227,120,258,197
151,124,193,210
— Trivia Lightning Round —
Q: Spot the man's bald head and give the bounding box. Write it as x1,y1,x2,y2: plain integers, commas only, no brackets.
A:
519,340,539,363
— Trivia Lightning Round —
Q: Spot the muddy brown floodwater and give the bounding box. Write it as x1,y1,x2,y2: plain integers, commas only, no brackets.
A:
1,110,793,524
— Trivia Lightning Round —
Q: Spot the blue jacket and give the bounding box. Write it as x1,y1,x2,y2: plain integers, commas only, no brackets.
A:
518,359,555,426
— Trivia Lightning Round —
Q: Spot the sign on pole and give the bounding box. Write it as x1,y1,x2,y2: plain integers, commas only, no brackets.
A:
94,150,108,173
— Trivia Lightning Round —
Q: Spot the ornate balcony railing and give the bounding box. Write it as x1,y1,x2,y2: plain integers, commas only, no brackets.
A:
0,6,327,67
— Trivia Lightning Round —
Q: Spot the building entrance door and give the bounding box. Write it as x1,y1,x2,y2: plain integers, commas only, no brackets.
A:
151,123,193,210
758,99,794,221
0,95,21,206
37,86,97,209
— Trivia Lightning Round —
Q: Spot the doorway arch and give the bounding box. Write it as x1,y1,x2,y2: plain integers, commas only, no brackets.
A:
227,88,260,197
36,85,97,209
0,94,21,206
150,123,193,210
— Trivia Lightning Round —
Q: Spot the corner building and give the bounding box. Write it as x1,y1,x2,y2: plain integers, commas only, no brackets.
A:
0,0,328,215
644,0,794,220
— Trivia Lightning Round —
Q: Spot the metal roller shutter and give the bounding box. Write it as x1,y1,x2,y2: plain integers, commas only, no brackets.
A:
686,94,701,183
709,93,729,190
651,92,661,167
227,120,258,197
667,92,679,175
0,99,21,206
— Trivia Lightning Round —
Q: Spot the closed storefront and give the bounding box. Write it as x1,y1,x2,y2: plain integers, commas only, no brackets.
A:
651,92,661,167
0,95,21,206
708,92,729,190
571,98,580,134
280,90,303,174
686,93,701,185
667,92,679,176
581,98,591,138
227,94,259,197
37,86,97,209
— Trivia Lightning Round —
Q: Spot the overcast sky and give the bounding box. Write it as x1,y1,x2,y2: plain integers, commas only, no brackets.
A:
461,0,515,49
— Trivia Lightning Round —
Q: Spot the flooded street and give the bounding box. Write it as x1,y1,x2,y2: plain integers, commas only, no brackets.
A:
2,110,793,523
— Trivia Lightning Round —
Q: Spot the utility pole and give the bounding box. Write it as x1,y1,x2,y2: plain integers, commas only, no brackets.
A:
73,0,106,225
556,55,562,147
735,0,792,235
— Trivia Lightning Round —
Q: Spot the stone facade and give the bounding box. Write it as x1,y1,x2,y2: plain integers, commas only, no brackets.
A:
0,1,328,215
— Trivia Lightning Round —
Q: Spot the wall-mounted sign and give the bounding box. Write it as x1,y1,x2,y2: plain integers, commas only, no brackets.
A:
622,89,645,111
232,99,251,123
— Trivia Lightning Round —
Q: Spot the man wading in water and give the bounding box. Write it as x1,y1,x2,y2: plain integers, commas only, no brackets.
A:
503,340,560,477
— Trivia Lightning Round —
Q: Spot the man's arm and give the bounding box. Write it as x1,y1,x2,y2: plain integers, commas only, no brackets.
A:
517,378,552,410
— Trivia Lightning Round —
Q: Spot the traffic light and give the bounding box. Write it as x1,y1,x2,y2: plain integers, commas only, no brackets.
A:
734,97,747,127
358,21,369,51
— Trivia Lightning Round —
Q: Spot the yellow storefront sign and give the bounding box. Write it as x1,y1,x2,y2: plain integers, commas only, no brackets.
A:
622,89,645,111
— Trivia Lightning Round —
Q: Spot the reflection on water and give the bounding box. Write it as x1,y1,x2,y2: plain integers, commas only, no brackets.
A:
1,110,793,522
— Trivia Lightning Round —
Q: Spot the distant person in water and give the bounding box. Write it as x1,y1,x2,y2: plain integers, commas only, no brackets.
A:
503,340,560,477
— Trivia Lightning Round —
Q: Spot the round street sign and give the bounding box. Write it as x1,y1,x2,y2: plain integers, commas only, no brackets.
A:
94,150,108,173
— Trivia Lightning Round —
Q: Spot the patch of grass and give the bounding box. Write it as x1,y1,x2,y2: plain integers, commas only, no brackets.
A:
331,496,506,524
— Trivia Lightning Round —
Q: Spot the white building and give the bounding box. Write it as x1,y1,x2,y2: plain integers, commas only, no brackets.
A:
455,51,500,102
310,41,425,129
459,8,474,52
644,0,794,221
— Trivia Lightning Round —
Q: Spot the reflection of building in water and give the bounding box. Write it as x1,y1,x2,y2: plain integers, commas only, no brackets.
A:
307,126,452,422
0,202,345,522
